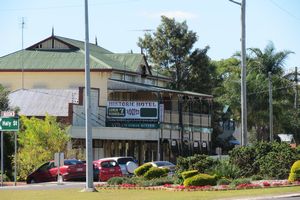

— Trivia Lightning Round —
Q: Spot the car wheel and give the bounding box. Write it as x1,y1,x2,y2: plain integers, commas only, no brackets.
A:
61,175,66,182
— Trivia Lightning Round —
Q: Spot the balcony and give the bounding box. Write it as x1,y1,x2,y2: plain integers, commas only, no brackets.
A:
163,110,211,127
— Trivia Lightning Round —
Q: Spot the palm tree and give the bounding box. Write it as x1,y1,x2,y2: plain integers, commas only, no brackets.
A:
248,42,293,76
247,42,294,142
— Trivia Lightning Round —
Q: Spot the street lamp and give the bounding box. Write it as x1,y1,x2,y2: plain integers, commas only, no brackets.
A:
84,0,94,191
229,0,247,146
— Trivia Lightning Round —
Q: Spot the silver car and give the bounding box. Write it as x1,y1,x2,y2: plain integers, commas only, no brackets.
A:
148,161,176,175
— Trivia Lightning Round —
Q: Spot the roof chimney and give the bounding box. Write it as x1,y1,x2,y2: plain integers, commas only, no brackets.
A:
95,36,98,46
52,26,54,36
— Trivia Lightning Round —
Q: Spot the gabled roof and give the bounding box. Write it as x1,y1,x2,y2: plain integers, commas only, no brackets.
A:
0,35,147,73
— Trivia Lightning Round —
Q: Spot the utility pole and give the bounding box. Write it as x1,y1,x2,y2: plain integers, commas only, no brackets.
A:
294,67,298,109
21,17,25,89
84,0,94,192
269,72,273,142
229,0,247,146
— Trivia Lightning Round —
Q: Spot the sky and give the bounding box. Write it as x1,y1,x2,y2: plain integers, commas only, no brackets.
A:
0,0,300,73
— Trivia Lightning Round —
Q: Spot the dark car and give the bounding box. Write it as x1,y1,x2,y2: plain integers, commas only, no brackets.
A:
26,159,86,184
93,159,122,181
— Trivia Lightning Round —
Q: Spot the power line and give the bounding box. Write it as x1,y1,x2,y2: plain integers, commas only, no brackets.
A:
269,0,300,21
247,84,294,96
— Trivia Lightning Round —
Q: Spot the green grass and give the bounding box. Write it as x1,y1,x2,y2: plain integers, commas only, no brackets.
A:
1,186,300,200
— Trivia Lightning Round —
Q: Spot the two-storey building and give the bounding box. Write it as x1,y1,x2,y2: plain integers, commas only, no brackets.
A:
0,34,213,163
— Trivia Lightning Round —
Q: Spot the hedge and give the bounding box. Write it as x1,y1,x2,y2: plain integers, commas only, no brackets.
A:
144,167,168,180
183,173,216,187
288,160,300,182
181,170,198,180
134,163,153,177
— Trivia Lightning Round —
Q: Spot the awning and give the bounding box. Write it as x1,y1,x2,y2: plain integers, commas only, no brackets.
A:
108,79,213,99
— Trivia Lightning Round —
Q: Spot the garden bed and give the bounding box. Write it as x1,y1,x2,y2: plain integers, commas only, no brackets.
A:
95,180,300,192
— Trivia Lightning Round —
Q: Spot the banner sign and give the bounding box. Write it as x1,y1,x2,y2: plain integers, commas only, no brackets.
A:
107,101,158,120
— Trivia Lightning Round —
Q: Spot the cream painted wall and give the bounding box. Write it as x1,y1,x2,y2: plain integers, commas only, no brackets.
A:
0,71,110,106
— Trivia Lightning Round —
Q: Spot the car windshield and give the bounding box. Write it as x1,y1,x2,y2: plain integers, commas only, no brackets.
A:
64,160,83,165
117,157,134,165
154,161,174,167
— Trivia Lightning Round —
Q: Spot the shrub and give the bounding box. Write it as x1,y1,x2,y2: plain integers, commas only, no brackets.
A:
230,178,251,187
229,142,298,179
229,145,257,177
208,159,240,179
183,173,216,187
107,177,133,185
176,154,218,175
257,142,297,179
217,177,232,185
139,176,174,187
144,167,168,180
181,170,198,180
288,160,300,182
134,163,153,177
251,174,264,181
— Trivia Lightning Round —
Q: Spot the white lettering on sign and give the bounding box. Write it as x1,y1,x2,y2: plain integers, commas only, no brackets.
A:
2,121,11,127
107,101,158,120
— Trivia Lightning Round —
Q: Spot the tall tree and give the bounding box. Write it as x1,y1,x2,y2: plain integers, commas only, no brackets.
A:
17,115,70,180
248,42,293,76
138,16,212,92
0,84,9,111
0,84,13,180
247,42,294,141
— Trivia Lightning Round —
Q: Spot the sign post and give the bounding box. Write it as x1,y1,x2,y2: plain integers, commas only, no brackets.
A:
0,112,19,187
1,131,3,187
54,152,64,185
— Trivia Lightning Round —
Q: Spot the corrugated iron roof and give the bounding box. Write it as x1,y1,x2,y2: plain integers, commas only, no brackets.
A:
9,89,79,116
0,35,145,72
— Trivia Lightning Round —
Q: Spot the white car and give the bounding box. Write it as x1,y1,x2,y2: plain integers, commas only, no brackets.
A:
104,157,138,176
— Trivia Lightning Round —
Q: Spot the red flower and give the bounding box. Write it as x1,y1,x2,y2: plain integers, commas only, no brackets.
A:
263,182,271,187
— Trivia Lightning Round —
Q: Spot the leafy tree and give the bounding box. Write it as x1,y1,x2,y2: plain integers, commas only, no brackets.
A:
248,42,293,76
247,42,294,140
214,43,294,142
185,47,216,94
17,115,70,180
0,84,14,180
0,84,9,110
138,16,213,92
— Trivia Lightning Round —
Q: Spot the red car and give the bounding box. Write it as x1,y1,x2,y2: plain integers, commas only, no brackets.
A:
26,159,86,184
93,159,122,182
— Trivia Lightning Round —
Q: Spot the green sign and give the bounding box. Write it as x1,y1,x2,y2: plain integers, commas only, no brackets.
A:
0,117,19,131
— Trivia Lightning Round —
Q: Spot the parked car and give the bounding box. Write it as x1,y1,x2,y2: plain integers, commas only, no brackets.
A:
104,157,138,176
26,159,86,184
148,161,176,175
93,159,122,181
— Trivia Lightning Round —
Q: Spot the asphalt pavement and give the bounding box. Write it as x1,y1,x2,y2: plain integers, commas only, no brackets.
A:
0,181,103,190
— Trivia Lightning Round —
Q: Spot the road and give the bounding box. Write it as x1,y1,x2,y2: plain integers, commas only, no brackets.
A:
0,181,103,190
232,194,300,200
